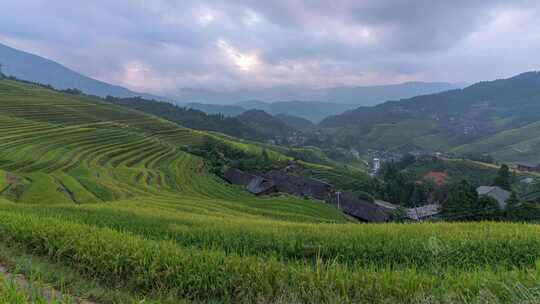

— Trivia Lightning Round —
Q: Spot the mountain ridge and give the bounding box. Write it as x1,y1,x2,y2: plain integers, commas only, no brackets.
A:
0,42,164,100
236,109,298,142
317,71,540,163
235,100,356,122
173,81,465,106
0,42,464,123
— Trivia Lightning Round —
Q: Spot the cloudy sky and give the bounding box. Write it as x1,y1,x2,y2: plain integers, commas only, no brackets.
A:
1,0,540,94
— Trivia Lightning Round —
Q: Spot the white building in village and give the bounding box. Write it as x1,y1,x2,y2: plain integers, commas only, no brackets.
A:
373,158,381,172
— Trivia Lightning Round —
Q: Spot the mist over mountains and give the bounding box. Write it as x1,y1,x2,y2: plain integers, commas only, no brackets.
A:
0,42,464,115
175,81,465,106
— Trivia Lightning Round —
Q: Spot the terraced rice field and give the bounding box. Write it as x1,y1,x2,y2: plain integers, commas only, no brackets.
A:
1,79,540,303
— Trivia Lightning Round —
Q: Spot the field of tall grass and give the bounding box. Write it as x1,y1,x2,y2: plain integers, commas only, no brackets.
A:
1,208,540,303
1,79,540,303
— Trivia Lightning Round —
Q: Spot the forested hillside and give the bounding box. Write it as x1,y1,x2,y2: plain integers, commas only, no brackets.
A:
318,71,540,162
236,109,300,143
185,102,246,116
107,96,264,141
275,113,316,131
236,100,355,122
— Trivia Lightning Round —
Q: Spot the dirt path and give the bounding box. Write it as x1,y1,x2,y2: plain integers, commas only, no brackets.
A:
0,262,98,304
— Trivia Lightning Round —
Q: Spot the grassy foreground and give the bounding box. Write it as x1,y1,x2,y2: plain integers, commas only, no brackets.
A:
1,79,540,303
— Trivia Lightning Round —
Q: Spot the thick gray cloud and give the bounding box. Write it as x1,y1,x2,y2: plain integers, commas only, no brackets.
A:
1,0,539,94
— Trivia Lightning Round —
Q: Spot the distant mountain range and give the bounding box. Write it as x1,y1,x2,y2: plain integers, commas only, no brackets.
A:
3,40,540,163
274,114,316,131
0,42,162,100
175,82,466,106
0,42,465,123
318,71,540,163
322,82,468,105
181,83,467,123
236,100,357,123
105,71,540,164
185,100,355,122
185,103,246,117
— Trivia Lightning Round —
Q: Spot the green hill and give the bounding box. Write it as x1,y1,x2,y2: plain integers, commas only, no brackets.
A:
453,121,540,163
275,113,316,131
107,96,266,141
318,71,540,162
1,78,540,303
185,102,247,116
237,100,356,122
0,42,164,100
236,109,298,142
0,79,321,212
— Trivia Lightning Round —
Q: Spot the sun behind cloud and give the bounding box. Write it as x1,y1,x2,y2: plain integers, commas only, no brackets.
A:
217,39,260,72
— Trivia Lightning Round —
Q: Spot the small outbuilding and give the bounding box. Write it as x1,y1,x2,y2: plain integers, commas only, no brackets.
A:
476,186,511,209
520,177,536,185
515,163,540,173
406,204,441,221
334,192,391,222
375,201,441,221
262,170,333,201
223,168,255,186
246,176,277,196
223,169,277,195
223,168,396,222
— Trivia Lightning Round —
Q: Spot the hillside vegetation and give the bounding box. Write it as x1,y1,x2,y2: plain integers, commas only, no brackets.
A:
319,72,540,162
274,113,316,131
236,109,298,141
107,96,266,141
1,79,540,303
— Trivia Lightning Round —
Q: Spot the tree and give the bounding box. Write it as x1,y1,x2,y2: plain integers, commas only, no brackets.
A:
410,183,427,207
505,191,520,220
261,149,269,161
61,88,83,95
493,164,511,191
381,170,414,206
398,154,416,169
475,196,501,220
390,207,409,222
441,180,478,221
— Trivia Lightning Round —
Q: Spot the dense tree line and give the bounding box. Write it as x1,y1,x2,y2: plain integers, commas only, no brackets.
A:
493,164,512,191
374,155,540,222
186,137,286,176
236,110,300,144
440,179,539,221
106,96,266,141
375,155,440,208
440,163,522,221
